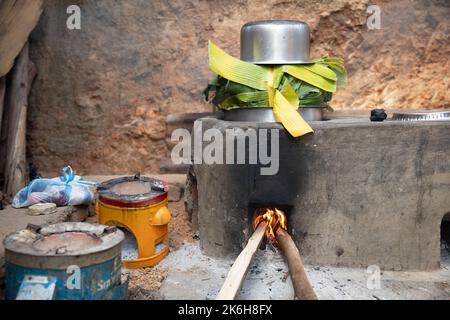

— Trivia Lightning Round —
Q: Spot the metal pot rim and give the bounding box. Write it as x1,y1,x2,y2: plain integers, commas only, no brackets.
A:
222,106,324,122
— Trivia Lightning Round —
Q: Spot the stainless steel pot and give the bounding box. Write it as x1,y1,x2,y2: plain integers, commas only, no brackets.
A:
240,20,311,64
223,20,324,122
222,107,323,122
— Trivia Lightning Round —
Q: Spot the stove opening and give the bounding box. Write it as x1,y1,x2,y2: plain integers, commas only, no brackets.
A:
248,204,292,241
120,227,138,261
441,212,450,269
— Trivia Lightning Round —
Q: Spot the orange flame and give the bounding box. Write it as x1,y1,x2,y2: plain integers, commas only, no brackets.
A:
254,208,287,239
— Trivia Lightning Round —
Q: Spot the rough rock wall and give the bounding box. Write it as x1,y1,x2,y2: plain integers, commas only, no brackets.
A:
28,0,450,175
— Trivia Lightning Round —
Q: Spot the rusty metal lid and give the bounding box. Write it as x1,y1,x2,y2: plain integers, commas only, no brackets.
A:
4,222,124,257
97,175,169,207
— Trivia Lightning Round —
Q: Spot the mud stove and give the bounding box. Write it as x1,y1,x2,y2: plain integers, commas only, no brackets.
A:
187,116,450,271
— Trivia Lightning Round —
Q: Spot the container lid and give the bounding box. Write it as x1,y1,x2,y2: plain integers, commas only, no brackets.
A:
3,222,124,257
98,175,169,207
240,20,311,64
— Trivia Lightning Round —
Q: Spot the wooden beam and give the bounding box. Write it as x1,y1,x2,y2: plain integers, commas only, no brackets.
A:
216,222,267,300
275,228,318,300
0,77,5,143
0,77,5,186
2,43,36,200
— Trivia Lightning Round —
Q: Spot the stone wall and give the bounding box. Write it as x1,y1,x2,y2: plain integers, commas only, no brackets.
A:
28,0,450,175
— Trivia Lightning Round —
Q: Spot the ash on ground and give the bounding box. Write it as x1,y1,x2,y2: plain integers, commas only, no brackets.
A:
149,241,450,300
155,241,293,300
120,228,138,261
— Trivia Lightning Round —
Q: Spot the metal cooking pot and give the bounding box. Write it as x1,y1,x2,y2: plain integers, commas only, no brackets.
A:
223,20,323,122
222,107,324,122
240,20,311,64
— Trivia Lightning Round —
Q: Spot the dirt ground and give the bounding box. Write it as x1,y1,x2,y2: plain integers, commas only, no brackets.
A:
126,199,195,300
127,268,168,300
167,200,194,250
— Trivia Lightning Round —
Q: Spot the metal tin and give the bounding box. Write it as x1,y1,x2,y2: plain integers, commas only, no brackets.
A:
240,20,311,64
392,110,450,121
4,223,126,300
223,107,324,122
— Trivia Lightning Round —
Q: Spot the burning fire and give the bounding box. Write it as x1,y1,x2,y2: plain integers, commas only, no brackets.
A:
254,208,287,239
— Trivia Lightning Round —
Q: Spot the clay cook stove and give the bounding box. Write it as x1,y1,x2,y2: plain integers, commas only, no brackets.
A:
188,20,450,272
189,114,450,271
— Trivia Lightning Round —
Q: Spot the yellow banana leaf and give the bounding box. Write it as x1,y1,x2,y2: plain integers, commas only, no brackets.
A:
208,41,268,91
303,63,337,81
281,65,337,92
208,41,345,137
279,79,299,107
273,91,313,137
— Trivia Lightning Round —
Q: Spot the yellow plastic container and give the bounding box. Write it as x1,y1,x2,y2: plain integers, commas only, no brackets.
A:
97,176,171,269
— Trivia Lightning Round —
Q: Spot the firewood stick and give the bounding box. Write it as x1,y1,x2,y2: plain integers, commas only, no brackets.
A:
216,221,268,300
276,228,317,300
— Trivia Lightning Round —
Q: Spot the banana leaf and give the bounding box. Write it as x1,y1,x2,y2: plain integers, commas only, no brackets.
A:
206,74,334,110
205,42,346,111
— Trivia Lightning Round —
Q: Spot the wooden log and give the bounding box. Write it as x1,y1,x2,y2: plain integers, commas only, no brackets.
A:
0,77,5,148
0,77,5,188
275,228,318,300
216,221,268,300
2,43,36,200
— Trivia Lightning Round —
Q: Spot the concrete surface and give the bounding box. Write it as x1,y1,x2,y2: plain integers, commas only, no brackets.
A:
156,241,450,300
191,118,450,271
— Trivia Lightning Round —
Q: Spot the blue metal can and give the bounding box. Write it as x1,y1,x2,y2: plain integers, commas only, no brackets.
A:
4,223,127,300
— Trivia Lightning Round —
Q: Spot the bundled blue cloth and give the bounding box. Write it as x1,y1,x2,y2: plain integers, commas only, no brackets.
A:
12,166,97,208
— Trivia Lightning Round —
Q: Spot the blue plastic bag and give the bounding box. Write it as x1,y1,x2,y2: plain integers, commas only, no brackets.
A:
12,166,97,208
